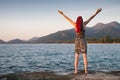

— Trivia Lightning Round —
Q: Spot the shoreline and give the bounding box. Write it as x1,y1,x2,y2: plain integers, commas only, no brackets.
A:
0,43,120,44
0,70,120,80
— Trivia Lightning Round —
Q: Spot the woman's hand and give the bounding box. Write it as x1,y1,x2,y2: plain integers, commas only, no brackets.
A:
58,10,63,14
96,8,102,14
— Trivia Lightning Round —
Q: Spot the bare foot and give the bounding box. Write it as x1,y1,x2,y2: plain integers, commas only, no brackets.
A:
85,70,88,76
74,70,78,74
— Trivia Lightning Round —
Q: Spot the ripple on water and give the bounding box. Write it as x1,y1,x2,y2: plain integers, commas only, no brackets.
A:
0,44,120,75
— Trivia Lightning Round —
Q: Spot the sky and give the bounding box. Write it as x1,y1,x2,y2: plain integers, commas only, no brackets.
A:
0,0,120,41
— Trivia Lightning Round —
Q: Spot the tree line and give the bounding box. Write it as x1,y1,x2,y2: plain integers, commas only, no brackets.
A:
53,36,120,43
87,36,120,43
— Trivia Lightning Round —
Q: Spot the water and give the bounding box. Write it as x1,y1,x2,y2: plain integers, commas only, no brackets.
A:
0,44,120,75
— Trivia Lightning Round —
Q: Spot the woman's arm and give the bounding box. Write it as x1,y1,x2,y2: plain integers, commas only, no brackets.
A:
58,10,76,27
84,8,102,26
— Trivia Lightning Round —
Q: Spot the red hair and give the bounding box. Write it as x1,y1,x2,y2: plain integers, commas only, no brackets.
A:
75,16,83,33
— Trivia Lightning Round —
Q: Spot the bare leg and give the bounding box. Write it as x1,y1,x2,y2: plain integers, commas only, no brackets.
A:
82,53,88,74
74,53,79,74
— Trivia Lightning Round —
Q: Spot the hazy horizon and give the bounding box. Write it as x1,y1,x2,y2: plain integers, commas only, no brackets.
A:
0,0,120,41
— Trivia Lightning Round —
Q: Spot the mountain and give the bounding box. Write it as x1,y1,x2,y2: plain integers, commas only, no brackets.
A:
0,39,6,44
1,21,120,44
7,39,26,44
29,21,120,43
29,29,75,43
27,37,39,42
92,21,120,38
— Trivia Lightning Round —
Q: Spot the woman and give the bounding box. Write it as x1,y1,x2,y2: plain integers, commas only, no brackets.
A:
58,8,102,74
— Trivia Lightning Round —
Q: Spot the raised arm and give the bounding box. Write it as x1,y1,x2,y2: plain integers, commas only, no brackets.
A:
84,8,102,26
58,10,76,27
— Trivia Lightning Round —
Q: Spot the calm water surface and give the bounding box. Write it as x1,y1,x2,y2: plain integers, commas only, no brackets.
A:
0,44,120,75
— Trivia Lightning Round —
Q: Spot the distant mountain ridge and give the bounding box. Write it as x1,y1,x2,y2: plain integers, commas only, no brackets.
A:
0,40,6,44
27,37,39,42
30,21,120,43
0,21,120,44
7,39,26,44
86,21,120,38
29,29,75,43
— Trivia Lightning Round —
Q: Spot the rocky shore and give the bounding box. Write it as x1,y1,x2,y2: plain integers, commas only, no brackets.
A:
0,70,120,80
